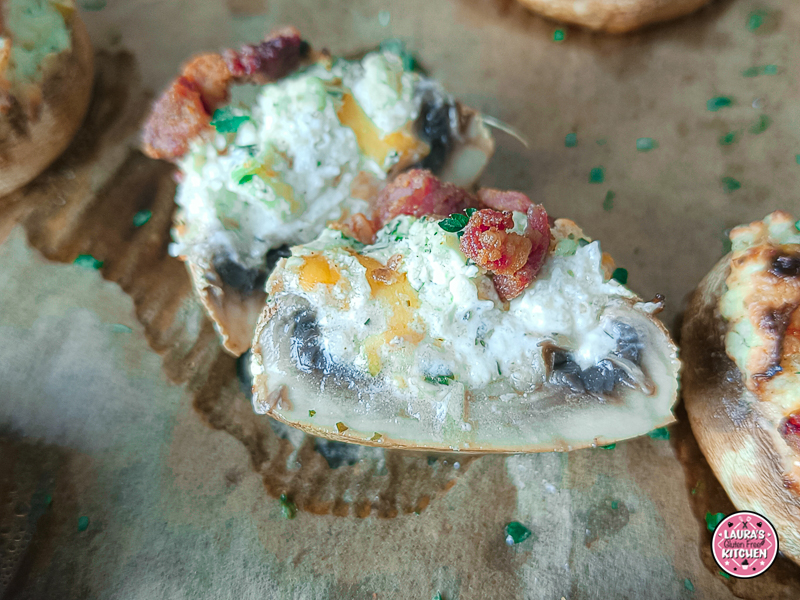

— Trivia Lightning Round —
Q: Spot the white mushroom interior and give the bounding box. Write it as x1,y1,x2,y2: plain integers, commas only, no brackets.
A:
251,215,680,451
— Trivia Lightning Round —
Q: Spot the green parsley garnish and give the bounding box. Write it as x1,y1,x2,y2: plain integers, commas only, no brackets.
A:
238,174,255,185
721,176,741,193
743,64,779,77
567,270,575,277
438,212,470,233
611,268,628,285
380,39,417,71
795,220,800,232
564,132,577,147
705,511,725,531
691,480,702,495
111,324,132,333
648,427,670,440
504,521,532,545
553,28,566,42
74,254,103,270
308,410,316,417
719,570,731,580
589,167,605,184
719,131,738,146
707,96,733,112
424,374,455,385
746,9,768,32
210,107,251,133
578,238,590,247
432,593,443,600
611,501,619,509
132,210,152,227
636,137,657,152
279,494,297,519
77,516,90,531
749,114,771,134
684,578,694,592
497,362,502,376
364,318,371,326
600,443,616,450
603,191,615,211
795,154,800,165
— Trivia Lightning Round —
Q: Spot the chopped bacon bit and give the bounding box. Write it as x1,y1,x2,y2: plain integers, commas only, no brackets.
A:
461,202,550,302
476,188,532,213
782,413,800,452
374,169,476,229
459,210,531,275
331,213,378,245
142,27,310,160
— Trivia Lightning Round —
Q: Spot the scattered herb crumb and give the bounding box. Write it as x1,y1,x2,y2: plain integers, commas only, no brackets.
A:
707,96,733,112
749,114,771,134
210,107,250,133
796,154,800,165
432,593,443,600
795,220,800,232
111,324,132,334
438,212,470,233
603,190,615,211
279,494,297,519
611,268,628,285
74,254,103,270
578,238,590,247
336,422,348,433
636,137,657,152
719,131,738,146
719,570,731,580
611,501,619,510
721,176,741,193
308,410,316,417
132,210,152,227
364,318,371,326
424,374,454,385
746,8,769,32
553,28,566,42
691,480,702,495
45,494,52,506
684,578,694,592
589,167,605,184
238,173,255,185
565,132,577,147
77,516,89,532
567,270,575,277
504,521,532,545
705,511,725,532
743,64,779,77
648,427,670,440
600,443,616,450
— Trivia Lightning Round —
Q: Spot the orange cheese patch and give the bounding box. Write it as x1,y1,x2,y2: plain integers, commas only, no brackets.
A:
336,93,428,170
299,253,340,291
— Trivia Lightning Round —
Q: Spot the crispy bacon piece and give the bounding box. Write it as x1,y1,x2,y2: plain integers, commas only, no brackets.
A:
142,27,310,160
462,200,550,302
373,169,476,229
476,188,532,213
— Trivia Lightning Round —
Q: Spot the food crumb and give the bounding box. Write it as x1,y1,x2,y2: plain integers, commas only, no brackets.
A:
719,132,738,146
553,29,566,42
684,578,694,592
707,96,733,112
336,422,348,433
600,443,616,450
603,191,615,211
611,268,628,285
133,210,152,227
77,516,89,532
721,177,741,193
279,494,297,519
74,255,103,270
636,137,657,152
705,511,725,531
564,132,577,147
648,427,669,440
746,8,769,32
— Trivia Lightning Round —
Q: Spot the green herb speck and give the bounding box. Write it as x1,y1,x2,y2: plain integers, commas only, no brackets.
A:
600,443,616,450
603,191,615,211
279,494,297,519
553,28,566,42
589,167,605,184
795,220,800,232
432,593,443,600
691,480,702,495
648,427,670,440
611,501,619,509
364,318,371,326
743,64,779,77
636,137,657,152
565,132,577,147
707,96,733,112
466,208,477,217
763,64,778,75
439,212,470,233
685,578,695,592
424,374,454,385
742,66,760,78
238,174,255,185
705,511,725,531
77,516,89,531
721,176,741,193
719,131,738,146
210,107,251,133
74,254,103,270
750,114,771,134
747,9,768,32
578,238,590,247
308,410,316,417
796,154,800,165
567,270,575,277
133,210,152,227
111,324,132,334
497,362,502,376
504,521,532,545
719,570,731,580
611,268,628,285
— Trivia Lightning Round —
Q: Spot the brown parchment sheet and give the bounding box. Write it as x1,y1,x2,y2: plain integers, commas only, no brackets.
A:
2,0,800,598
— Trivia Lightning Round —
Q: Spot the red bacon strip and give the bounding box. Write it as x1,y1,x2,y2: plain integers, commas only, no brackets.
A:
142,27,309,160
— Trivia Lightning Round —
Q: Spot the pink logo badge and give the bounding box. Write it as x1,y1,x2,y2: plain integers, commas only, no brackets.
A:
711,511,778,578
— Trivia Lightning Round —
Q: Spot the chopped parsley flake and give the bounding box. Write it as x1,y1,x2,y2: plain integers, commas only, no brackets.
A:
308,410,316,417
74,254,103,270
432,593,443,600
648,427,670,440
796,154,800,165
611,268,628,285
600,443,616,450
603,191,615,211
567,270,575,277
721,176,741,193
684,578,694,592
746,9,769,32
111,324,132,333
424,374,455,385
636,137,657,152
210,107,251,133
553,28,566,42
749,114,771,134
438,212,470,233
364,318,371,326
743,64,779,77
707,96,733,112
719,570,731,580
589,167,605,184
565,132,577,147
465,208,477,217
795,220,800,232
238,174,255,185
497,362,502,376
611,501,619,510
705,511,725,531
504,521,532,545
279,494,297,519
578,238,590,247
133,210,152,227
719,131,738,146
691,480,702,495
336,422,348,433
